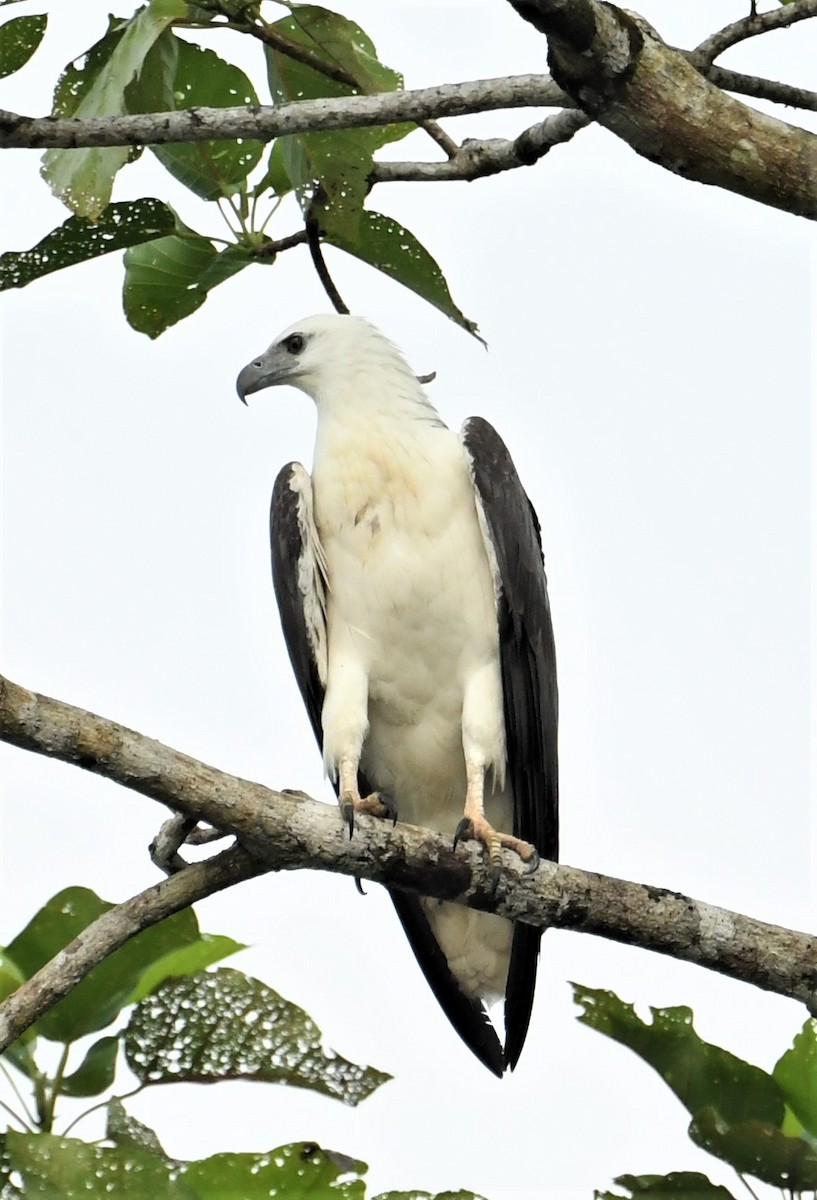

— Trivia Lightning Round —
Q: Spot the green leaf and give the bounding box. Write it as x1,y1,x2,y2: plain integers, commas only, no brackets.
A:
252,139,291,199
573,985,785,1128
0,13,46,78
184,1143,367,1199
597,1173,737,1200
106,1098,167,1157
773,1018,817,1138
0,1133,22,1200
6,1132,199,1199
42,1,188,219
126,933,244,1004
689,1107,817,1190
6,886,201,1043
0,947,38,1075
145,36,262,199
125,22,178,112
374,1193,489,1199
327,210,481,338
59,1036,119,1098
122,228,252,337
271,5,404,94
0,947,26,1000
124,966,391,1105
264,6,411,239
0,199,175,291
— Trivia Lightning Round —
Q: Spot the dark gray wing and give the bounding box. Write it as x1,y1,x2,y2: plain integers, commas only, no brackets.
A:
271,461,506,1076
462,416,559,1072
270,462,328,747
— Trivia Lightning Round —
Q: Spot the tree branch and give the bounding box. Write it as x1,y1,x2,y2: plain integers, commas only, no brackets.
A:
237,17,460,159
2,673,817,1021
0,845,265,1053
250,228,309,259
692,0,817,70
0,74,566,150
371,109,591,183
507,0,817,220
706,64,817,114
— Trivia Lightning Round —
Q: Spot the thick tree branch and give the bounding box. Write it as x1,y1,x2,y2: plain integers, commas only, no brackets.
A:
508,0,817,220
2,673,817,1021
0,846,265,1053
0,75,566,150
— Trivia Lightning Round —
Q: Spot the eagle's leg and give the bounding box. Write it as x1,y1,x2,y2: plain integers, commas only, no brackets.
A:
337,759,396,836
454,762,540,888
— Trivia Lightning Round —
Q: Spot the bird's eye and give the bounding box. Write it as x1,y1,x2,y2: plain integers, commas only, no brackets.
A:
285,333,305,355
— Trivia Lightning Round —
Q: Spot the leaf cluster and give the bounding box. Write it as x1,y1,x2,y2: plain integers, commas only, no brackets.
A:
0,0,478,337
576,985,817,1199
0,884,435,1199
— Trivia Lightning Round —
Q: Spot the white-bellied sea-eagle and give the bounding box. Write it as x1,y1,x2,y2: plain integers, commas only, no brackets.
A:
236,314,558,1075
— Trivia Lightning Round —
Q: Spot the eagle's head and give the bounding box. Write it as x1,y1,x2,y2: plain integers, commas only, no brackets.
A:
236,313,411,406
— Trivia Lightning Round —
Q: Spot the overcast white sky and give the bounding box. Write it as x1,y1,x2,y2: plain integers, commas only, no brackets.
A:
1,3,815,1198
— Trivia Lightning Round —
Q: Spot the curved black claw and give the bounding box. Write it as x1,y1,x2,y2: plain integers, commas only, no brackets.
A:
380,791,398,826
525,847,541,875
354,876,367,896
452,816,473,853
341,802,355,839
490,864,502,896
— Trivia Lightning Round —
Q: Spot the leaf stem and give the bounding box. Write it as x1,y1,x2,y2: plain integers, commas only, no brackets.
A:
0,1058,36,1127
41,1043,71,1133
735,1171,761,1200
0,1095,31,1132
61,1084,145,1139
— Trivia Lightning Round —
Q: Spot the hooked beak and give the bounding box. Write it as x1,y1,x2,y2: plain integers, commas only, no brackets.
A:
236,345,292,405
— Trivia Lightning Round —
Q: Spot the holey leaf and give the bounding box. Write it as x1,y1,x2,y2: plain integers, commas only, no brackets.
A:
0,13,47,79
124,967,391,1105
144,36,263,200
0,199,175,290
6,1132,198,1200
689,1108,817,1190
264,5,411,239
597,1172,738,1200
42,0,188,219
326,210,481,339
183,1143,368,1198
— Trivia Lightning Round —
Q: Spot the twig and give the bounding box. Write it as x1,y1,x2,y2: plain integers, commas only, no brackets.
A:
2,673,817,1020
0,843,265,1053
240,20,362,90
421,120,459,159
692,0,817,69
250,229,309,259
